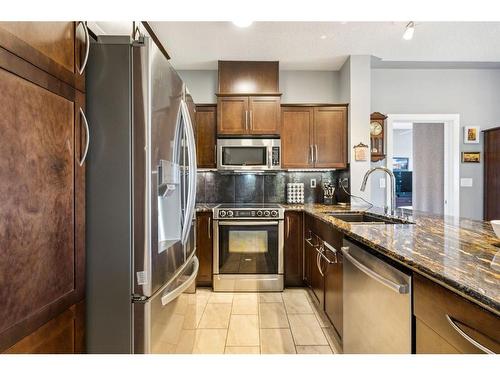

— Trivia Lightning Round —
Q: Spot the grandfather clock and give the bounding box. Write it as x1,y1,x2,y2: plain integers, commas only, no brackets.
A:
370,112,387,162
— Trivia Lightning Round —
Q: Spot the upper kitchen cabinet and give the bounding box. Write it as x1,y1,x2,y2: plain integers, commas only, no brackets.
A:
281,107,314,168
0,21,89,92
281,105,348,169
217,96,248,134
216,61,281,136
195,104,217,168
313,106,348,168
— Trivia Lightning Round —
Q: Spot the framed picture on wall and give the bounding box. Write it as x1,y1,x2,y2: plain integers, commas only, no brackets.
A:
464,126,480,143
461,152,481,163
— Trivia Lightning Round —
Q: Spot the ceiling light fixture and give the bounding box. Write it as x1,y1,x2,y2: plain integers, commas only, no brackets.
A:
232,20,253,28
403,22,415,40
320,35,327,40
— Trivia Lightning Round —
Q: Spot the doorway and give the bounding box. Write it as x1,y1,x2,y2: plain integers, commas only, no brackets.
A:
385,114,460,217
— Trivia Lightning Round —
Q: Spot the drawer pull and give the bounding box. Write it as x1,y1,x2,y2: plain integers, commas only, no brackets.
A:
445,314,494,354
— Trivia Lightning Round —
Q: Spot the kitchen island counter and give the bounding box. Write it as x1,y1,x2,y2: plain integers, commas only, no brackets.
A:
281,203,500,316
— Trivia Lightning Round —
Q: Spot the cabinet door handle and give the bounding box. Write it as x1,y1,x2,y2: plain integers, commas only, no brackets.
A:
79,107,90,166
315,144,319,163
249,110,253,130
76,21,90,75
208,217,211,239
245,110,248,132
286,216,290,238
445,315,494,354
310,145,314,164
214,145,217,165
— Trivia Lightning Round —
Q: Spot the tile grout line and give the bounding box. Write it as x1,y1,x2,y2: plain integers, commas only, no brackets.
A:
282,291,298,354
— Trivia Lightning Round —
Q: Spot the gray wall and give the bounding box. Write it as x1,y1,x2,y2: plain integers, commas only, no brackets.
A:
279,71,341,103
371,68,500,220
178,70,341,104
178,70,218,103
393,129,413,171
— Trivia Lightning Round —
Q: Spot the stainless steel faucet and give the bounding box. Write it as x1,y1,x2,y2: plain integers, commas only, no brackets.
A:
360,167,396,216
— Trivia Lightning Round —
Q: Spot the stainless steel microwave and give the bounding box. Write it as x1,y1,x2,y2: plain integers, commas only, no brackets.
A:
217,138,281,171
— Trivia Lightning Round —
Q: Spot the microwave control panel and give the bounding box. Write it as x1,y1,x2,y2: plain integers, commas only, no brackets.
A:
272,146,280,166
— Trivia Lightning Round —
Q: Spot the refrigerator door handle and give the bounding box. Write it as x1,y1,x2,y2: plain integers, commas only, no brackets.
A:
160,256,199,306
180,99,197,246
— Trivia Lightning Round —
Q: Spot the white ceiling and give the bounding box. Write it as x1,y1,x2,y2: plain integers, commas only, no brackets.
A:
94,22,500,70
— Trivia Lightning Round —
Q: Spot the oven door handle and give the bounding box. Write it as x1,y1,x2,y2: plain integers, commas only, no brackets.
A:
216,221,280,226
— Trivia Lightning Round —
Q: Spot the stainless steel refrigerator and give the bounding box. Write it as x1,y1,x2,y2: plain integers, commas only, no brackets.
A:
86,35,198,353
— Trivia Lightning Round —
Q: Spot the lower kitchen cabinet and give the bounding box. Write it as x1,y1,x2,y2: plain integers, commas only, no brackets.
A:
324,245,343,341
304,215,325,308
196,212,213,286
284,211,303,287
414,273,500,354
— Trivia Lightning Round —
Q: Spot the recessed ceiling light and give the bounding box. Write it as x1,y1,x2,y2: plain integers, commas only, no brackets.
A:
320,35,327,40
403,22,415,40
232,20,253,28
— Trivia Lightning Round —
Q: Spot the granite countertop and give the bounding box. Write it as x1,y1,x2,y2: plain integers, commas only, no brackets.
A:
196,202,500,315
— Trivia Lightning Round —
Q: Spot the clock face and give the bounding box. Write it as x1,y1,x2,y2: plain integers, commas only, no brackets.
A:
370,121,383,136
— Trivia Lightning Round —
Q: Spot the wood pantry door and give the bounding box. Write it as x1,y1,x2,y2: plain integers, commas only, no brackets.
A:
0,66,80,351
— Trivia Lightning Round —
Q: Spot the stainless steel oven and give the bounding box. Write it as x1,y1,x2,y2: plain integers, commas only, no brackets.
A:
217,138,281,171
212,204,284,291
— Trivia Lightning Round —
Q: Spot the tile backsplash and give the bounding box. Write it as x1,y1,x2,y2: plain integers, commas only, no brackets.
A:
196,170,350,204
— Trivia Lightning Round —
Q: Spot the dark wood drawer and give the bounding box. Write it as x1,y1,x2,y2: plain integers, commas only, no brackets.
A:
414,273,500,354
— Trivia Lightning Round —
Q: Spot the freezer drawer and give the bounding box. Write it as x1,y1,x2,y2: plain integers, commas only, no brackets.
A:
342,238,412,354
134,254,199,354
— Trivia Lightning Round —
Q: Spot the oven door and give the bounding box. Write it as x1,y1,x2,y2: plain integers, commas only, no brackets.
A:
214,220,284,275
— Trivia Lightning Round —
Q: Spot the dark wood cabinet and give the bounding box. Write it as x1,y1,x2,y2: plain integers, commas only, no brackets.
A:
4,301,85,354
196,212,213,286
217,60,279,95
0,22,88,92
284,211,303,287
414,273,500,354
483,127,500,220
281,105,347,169
281,107,313,168
195,105,217,168
248,96,281,134
0,22,86,352
217,95,280,136
304,215,324,308
323,229,343,341
313,107,348,168
217,96,248,135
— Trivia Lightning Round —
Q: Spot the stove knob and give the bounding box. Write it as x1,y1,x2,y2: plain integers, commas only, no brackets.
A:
271,210,278,217
264,210,270,217
219,210,226,217
227,210,234,217
256,210,263,217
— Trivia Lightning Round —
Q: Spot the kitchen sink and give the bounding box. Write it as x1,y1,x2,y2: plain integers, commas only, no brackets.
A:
325,212,414,225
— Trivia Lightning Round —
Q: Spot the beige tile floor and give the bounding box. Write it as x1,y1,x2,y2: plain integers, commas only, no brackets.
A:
170,287,338,354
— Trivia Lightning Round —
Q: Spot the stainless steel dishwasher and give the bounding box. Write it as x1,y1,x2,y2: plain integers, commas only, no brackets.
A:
342,238,412,353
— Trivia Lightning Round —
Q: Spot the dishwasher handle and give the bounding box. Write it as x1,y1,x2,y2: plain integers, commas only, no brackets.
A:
341,246,409,294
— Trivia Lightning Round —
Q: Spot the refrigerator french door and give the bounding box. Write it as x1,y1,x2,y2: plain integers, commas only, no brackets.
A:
86,35,197,354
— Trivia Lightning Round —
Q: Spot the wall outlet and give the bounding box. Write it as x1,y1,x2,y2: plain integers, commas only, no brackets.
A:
460,178,473,187
339,178,349,189
310,178,316,188
379,178,386,188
